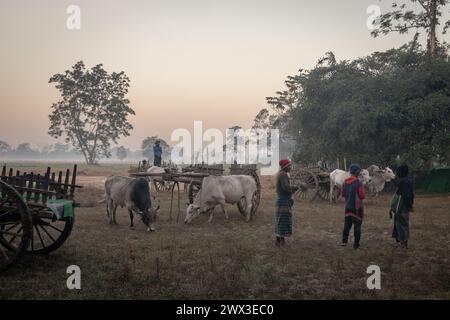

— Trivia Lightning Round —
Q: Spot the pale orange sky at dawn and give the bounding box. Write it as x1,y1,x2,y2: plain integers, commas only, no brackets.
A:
1,0,446,150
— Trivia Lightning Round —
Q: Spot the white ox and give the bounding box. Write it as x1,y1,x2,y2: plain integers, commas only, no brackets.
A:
366,165,396,196
329,169,371,203
185,175,257,224
147,166,165,174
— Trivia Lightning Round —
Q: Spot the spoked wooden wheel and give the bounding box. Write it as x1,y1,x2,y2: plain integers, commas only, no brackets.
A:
27,212,74,255
292,169,319,201
316,176,331,201
188,182,202,204
317,184,331,201
153,179,167,192
0,181,32,272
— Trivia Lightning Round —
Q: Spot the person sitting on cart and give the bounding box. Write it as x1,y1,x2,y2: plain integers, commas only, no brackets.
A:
141,159,149,170
153,140,162,167
318,158,328,172
341,164,365,249
275,159,299,247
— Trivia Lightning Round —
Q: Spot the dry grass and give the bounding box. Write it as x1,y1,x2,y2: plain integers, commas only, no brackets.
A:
0,164,449,299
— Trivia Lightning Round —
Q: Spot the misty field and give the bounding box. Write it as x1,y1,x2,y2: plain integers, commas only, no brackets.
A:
0,163,449,299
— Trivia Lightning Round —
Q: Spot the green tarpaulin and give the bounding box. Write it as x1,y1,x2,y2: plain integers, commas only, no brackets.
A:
46,199,74,219
422,168,450,193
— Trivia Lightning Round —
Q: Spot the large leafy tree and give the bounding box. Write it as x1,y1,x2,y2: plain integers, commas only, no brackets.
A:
252,68,305,159
371,0,450,57
48,61,135,164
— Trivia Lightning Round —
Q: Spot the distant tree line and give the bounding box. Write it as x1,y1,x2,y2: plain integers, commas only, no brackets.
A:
0,141,83,160
0,139,172,163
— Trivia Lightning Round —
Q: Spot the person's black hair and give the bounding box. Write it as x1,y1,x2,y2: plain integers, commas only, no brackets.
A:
396,164,409,178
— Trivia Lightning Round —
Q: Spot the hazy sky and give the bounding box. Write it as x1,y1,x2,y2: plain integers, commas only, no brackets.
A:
1,0,445,150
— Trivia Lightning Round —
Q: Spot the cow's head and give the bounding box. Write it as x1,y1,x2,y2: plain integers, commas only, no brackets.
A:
359,169,371,185
132,178,160,232
184,193,207,224
382,167,396,182
139,209,151,227
138,205,159,232
184,204,201,224
370,166,396,182
142,196,160,231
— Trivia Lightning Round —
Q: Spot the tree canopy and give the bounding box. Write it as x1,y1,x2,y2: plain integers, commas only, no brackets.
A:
256,40,450,170
48,61,135,164
371,0,450,57
0,140,11,153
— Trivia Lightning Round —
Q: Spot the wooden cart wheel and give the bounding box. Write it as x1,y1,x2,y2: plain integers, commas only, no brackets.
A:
292,169,319,202
188,181,202,204
153,179,166,192
316,184,330,201
27,212,74,255
316,175,331,201
0,180,32,272
237,169,261,220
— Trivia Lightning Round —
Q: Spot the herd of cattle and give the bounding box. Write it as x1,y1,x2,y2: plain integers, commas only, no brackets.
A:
101,165,396,231
329,165,396,202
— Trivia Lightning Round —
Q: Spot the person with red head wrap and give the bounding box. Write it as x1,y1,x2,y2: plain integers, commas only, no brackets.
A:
274,159,298,246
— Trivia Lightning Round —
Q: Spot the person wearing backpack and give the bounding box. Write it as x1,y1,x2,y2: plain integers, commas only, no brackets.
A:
341,164,366,249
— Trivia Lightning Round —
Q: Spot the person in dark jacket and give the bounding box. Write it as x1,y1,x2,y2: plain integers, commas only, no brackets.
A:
275,159,298,246
392,164,414,249
153,141,162,167
341,164,366,249
141,159,149,170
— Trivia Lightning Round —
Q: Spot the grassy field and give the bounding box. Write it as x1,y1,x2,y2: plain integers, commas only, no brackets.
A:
0,162,449,299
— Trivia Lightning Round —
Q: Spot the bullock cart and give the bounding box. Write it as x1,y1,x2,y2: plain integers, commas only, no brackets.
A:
128,161,177,192
130,164,261,222
291,166,335,202
0,165,82,272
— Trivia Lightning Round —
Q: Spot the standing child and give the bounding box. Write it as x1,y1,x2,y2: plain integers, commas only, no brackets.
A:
341,164,366,249
275,159,298,246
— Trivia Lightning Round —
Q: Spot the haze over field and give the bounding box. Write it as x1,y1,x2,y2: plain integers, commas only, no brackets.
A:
1,0,447,150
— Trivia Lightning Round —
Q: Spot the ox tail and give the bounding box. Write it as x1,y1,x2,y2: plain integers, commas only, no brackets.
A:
98,194,107,204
